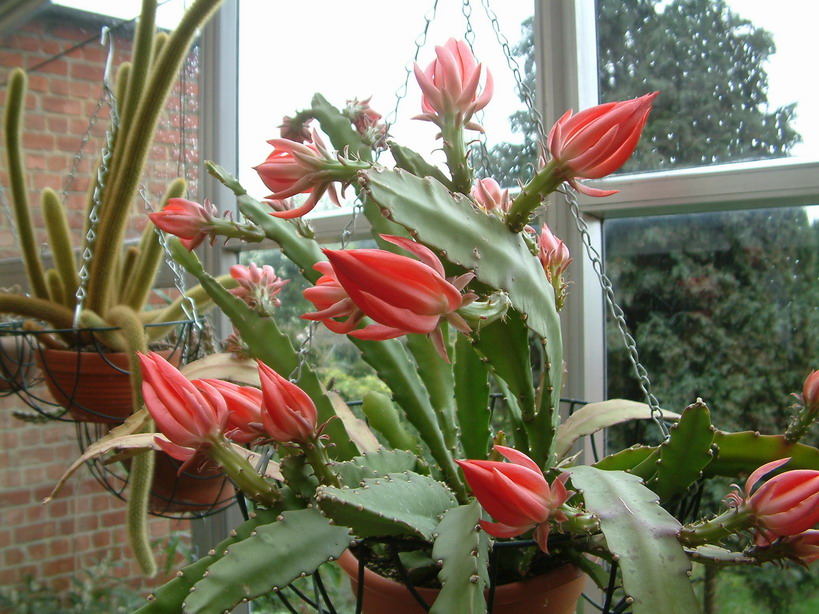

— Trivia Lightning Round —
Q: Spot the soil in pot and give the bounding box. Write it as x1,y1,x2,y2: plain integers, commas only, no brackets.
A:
337,549,586,614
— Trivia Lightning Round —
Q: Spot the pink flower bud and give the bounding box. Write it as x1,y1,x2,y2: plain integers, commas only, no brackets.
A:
537,225,572,288
229,263,289,313
783,530,819,565
456,446,573,553
471,178,510,214
148,198,218,250
413,38,494,132
547,92,657,197
257,361,318,444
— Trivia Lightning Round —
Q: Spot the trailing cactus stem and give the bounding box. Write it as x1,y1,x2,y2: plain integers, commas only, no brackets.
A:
86,0,224,315
505,159,563,233
206,438,280,507
3,68,48,299
45,269,66,306
0,294,75,330
104,0,157,193
107,305,156,577
678,508,753,547
42,188,81,306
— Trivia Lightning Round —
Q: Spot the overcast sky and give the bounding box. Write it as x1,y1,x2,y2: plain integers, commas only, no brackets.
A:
54,0,819,197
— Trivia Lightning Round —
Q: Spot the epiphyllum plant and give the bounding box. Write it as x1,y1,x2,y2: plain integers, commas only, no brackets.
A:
90,37,817,614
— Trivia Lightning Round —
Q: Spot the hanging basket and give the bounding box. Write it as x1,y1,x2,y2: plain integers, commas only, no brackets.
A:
76,421,236,519
0,319,201,423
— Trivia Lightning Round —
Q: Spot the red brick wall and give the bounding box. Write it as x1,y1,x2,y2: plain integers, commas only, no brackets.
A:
0,5,202,596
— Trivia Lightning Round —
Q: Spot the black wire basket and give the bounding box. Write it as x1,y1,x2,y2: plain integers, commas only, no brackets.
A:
0,318,201,423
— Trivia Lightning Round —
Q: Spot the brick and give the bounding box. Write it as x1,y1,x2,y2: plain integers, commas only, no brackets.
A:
16,521,55,543
43,556,76,576
24,114,46,130
36,59,68,76
48,77,70,96
22,132,55,151
41,96,82,115
25,74,48,92
70,61,101,82
25,154,47,170
26,541,47,560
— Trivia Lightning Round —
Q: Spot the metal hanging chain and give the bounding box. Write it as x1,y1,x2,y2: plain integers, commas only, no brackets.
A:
460,0,494,177
387,0,439,129
561,187,667,435
475,0,666,433
73,26,118,328
479,0,548,150
61,91,108,203
138,187,201,328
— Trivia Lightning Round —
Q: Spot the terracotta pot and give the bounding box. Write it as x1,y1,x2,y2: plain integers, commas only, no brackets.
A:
337,550,586,614
148,452,236,515
35,348,176,423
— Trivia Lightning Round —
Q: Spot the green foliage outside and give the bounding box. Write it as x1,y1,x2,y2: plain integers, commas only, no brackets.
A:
481,0,818,611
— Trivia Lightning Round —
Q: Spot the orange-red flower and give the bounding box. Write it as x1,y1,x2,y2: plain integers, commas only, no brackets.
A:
199,378,265,445
413,38,494,131
138,352,229,467
547,92,657,196
148,197,218,250
727,457,819,539
302,235,474,360
253,129,341,219
257,361,317,444
456,446,573,552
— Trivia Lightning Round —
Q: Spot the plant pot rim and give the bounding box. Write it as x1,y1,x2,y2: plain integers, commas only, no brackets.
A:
336,548,584,604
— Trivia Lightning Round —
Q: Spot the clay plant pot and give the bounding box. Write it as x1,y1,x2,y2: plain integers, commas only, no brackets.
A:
337,550,586,614
148,452,236,515
35,348,176,424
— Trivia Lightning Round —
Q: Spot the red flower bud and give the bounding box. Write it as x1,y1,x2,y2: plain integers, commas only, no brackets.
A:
257,361,317,444
456,446,573,552
547,92,657,197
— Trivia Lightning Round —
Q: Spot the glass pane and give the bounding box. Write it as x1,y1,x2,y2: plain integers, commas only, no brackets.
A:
237,0,535,203
597,0,817,171
604,205,819,609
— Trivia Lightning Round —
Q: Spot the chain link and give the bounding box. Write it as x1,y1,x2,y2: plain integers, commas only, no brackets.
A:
61,95,106,203
560,187,667,435
138,187,201,329
460,0,493,177
73,27,119,327
387,0,439,129
476,0,665,432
